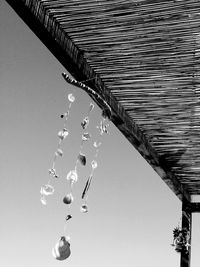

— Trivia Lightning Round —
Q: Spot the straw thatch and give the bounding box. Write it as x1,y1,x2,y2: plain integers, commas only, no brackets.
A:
6,0,200,202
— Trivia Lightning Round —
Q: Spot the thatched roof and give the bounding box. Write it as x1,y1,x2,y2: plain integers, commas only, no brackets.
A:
6,0,200,202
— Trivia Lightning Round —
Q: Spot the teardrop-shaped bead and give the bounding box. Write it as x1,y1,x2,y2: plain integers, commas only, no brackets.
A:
66,215,72,221
52,236,71,260
78,153,86,166
63,193,74,204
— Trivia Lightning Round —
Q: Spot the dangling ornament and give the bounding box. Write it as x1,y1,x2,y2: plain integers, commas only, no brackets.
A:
78,153,86,166
97,120,109,135
58,128,69,140
52,236,71,261
81,117,89,129
68,93,75,103
48,168,59,178
82,175,93,200
66,170,78,184
40,195,47,205
40,184,54,196
55,148,63,157
93,141,102,148
66,215,72,221
63,193,74,205
91,160,98,169
80,204,88,213
89,103,95,113
82,133,91,141
60,111,69,119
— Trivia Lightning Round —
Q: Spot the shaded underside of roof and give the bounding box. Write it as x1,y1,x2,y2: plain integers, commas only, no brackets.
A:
6,0,200,202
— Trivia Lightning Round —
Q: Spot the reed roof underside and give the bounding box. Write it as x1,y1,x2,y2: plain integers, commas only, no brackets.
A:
6,0,200,202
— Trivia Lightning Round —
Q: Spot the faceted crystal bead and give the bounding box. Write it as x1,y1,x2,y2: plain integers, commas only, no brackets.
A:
63,193,74,205
68,93,75,102
78,153,86,166
82,133,91,141
40,184,54,196
40,195,47,205
55,149,63,157
80,204,88,213
58,128,69,140
91,160,98,169
66,170,78,183
81,117,89,129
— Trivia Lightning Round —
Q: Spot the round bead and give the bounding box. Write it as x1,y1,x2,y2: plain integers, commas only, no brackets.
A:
63,193,74,204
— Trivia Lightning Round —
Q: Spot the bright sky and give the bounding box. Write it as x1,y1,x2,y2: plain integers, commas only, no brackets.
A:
1,1,200,267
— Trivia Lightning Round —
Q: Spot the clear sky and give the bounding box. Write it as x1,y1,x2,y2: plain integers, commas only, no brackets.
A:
1,1,200,267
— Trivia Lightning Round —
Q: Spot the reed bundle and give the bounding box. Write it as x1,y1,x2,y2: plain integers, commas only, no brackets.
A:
11,0,200,200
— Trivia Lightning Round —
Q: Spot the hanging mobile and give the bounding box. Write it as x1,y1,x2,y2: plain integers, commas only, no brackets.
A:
40,92,75,206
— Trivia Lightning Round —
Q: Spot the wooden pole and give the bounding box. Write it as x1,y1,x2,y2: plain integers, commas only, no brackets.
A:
180,200,192,267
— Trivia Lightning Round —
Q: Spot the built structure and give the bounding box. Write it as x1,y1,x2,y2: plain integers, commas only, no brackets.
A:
5,1,200,266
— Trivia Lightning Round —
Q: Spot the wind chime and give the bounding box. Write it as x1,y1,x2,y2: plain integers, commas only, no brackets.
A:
40,73,111,260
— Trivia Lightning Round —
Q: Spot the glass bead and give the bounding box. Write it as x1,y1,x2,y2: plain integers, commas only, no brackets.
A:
78,153,86,166
80,204,88,213
82,133,91,141
41,184,54,196
66,170,78,183
66,215,72,221
91,160,98,169
63,193,74,204
55,149,63,157
97,121,109,135
68,93,75,103
60,112,69,119
52,236,71,260
93,141,102,148
40,195,47,205
48,168,59,178
81,117,89,129
89,103,94,112
58,128,69,140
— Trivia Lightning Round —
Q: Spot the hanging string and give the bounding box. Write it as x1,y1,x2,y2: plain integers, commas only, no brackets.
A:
40,92,75,206
81,116,109,213
64,103,95,203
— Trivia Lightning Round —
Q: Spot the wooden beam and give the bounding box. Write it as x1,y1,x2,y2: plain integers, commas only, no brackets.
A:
180,200,192,267
190,202,200,213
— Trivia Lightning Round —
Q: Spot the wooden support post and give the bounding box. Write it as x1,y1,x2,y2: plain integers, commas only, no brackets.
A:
180,200,192,267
